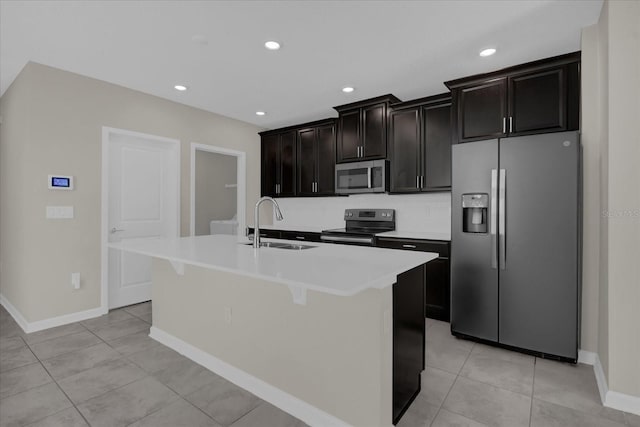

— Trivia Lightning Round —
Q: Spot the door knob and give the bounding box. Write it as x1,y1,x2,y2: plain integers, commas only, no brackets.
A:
110,227,125,234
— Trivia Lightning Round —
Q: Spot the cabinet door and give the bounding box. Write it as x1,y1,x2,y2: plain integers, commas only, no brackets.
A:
389,108,421,192
508,67,566,135
457,78,507,142
297,128,316,196
337,110,360,163
261,134,279,197
393,264,425,424
316,123,336,195
279,131,297,197
362,104,387,159
423,103,452,190
425,257,450,321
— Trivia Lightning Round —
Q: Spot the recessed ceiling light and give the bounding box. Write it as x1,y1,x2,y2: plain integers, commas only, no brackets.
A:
174,85,188,91
342,86,355,93
264,41,281,50
256,111,266,116
479,48,497,57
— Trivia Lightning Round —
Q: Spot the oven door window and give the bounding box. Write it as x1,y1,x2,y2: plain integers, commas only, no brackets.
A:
336,167,369,190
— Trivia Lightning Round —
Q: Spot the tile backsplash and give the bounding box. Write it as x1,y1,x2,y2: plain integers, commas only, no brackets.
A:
274,192,451,233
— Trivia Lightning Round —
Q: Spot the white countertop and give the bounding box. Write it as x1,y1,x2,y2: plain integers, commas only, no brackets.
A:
109,235,436,297
376,230,451,241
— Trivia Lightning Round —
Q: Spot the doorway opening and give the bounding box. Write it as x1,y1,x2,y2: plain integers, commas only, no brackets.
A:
190,143,246,237
101,127,180,311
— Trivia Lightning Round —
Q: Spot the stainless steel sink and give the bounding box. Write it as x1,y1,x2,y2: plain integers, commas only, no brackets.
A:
243,242,316,250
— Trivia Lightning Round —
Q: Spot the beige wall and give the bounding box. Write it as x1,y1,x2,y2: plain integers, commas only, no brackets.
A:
153,259,392,426
195,150,237,236
0,62,263,323
579,23,601,354
605,0,640,399
582,0,640,398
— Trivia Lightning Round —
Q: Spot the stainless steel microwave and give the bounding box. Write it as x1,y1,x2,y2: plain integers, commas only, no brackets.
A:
335,160,389,194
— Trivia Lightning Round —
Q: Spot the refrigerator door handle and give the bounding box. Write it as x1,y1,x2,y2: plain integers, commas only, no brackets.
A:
491,169,498,269
499,168,506,270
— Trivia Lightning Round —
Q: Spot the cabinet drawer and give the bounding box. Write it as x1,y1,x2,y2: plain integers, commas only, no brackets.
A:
376,237,449,257
280,231,321,243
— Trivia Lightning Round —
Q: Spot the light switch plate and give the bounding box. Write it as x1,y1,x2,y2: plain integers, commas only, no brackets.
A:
46,206,74,219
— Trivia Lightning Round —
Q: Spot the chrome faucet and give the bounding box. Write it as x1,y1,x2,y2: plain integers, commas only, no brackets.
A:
253,196,284,248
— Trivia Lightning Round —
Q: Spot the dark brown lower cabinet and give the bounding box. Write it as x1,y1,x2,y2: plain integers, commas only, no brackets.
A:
393,264,426,425
376,237,451,322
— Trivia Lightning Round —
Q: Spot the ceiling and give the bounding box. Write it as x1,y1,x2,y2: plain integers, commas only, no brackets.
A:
0,0,602,130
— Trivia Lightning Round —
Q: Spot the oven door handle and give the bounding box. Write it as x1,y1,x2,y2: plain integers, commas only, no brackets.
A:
320,235,374,245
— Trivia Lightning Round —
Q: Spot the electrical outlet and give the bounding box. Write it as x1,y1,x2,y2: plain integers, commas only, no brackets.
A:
224,306,232,324
71,272,80,290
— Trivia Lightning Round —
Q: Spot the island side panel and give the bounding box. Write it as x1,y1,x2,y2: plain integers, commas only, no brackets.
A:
151,259,393,427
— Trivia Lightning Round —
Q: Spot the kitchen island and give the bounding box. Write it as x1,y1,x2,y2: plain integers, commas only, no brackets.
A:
110,235,437,427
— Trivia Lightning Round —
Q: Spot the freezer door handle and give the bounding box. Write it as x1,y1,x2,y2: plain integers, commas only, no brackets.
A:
499,168,506,270
491,169,498,269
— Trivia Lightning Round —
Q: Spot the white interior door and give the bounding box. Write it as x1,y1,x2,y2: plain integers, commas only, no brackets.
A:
107,131,179,309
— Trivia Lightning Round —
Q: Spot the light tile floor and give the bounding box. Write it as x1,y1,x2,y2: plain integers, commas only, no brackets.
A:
1,305,639,427
0,303,306,427
399,317,640,427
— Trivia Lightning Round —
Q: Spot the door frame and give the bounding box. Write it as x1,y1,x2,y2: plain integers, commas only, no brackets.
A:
101,127,181,313
189,143,246,237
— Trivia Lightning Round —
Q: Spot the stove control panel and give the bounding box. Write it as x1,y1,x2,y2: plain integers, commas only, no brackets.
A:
344,209,395,222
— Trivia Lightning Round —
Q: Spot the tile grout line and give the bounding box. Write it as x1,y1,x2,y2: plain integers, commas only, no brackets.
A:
428,339,477,427
18,334,94,427
529,357,537,427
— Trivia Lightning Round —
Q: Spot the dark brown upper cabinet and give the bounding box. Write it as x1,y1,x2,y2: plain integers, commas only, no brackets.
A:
334,94,400,163
260,130,296,197
297,120,336,196
389,94,452,193
446,52,580,143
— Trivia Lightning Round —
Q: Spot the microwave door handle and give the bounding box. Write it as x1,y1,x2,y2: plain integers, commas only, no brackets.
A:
367,167,372,188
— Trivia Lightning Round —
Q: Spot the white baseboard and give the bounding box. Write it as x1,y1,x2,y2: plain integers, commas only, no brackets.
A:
149,326,352,427
0,293,106,334
577,349,640,416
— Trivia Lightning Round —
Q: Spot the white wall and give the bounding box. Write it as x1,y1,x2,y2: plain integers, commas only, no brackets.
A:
0,62,263,323
273,192,451,234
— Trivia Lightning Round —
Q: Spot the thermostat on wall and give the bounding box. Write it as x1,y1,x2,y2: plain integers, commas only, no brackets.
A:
48,175,74,190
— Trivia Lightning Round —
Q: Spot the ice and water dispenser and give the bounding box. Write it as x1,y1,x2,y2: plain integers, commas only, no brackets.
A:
462,194,489,233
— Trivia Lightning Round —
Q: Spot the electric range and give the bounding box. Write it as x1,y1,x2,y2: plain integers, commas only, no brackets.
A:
320,208,395,246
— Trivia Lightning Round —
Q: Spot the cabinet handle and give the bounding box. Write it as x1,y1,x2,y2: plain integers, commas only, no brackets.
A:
509,116,513,133
421,176,424,188
502,117,506,133
416,176,420,189
402,244,417,249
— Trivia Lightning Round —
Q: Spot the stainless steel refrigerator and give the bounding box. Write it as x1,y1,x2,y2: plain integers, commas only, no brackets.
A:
451,131,580,362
